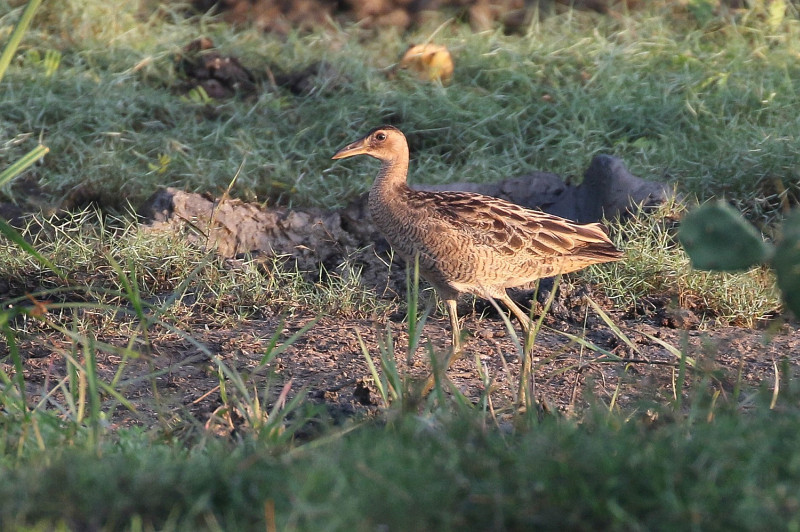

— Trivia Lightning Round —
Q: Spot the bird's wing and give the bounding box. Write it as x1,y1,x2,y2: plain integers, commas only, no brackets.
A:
408,190,618,259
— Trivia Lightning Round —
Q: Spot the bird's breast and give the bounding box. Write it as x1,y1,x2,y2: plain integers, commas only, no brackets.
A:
368,191,487,289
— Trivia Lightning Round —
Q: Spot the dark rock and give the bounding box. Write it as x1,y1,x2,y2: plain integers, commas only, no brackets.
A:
661,307,700,330
176,38,257,99
574,154,671,223
271,61,349,96
0,202,27,229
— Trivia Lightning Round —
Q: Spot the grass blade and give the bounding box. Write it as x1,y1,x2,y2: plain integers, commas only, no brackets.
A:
638,330,696,368
357,330,388,404
82,329,101,444
0,0,44,84
544,325,623,362
378,324,403,403
585,296,640,356
57,349,138,414
1,320,27,415
0,144,49,188
259,317,319,366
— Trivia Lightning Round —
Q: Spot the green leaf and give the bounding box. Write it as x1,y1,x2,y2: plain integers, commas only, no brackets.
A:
678,201,771,271
773,210,800,318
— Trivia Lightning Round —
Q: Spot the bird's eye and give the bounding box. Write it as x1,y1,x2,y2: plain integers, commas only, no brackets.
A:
375,132,387,141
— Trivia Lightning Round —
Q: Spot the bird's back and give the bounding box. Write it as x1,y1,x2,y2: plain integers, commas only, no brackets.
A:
370,187,622,295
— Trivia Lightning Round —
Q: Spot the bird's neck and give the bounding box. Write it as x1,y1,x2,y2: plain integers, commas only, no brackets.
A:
371,154,410,203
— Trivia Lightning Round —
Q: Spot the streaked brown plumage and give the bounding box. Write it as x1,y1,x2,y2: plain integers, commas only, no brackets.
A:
332,125,623,353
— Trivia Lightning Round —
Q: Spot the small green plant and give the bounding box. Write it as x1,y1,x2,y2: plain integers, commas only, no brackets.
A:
358,254,441,415
679,200,800,317
181,85,213,104
205,351,314,443
358,253,486,418
23,48,61,77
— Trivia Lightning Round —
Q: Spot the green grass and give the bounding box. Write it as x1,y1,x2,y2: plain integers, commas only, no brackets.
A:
3,1,800,529
2,2,799,215
0,208,389,326
2,392,800,530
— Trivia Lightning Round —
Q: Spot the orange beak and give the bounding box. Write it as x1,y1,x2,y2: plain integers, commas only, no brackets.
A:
331,136,370,160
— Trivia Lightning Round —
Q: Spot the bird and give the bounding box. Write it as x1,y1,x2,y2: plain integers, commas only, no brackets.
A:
331,125,623,357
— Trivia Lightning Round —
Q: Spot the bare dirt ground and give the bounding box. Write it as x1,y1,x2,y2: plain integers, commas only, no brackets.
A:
10,288,800,434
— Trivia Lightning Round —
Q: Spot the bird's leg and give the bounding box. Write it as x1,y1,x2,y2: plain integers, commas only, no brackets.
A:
497,292,533,340
498,292,536,407
423,297,461,396
443,297,466,371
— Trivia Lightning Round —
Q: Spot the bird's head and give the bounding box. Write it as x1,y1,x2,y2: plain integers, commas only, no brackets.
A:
331,126,407,162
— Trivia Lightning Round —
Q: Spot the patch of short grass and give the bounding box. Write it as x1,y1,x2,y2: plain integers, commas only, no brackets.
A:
0,207,389,328
586,199,781,326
